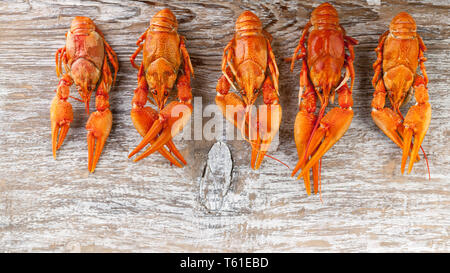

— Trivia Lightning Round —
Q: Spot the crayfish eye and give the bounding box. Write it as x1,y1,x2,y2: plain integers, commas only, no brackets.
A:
164,91,168,96
152,90,157,95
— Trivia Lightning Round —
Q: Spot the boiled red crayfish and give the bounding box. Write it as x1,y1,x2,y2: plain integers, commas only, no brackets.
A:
371,12,431,177
215,11,281,170
288,3,358,195
128,9,194,167
52,16,119,172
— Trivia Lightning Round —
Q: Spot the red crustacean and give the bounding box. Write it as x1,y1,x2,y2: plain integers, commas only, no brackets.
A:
371,12,431,177
215,11,281,170
52,16,118,172
288,3,358,195
127,9,194,167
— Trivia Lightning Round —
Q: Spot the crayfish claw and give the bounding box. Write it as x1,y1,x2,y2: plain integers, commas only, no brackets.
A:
133,128,171,162
130,106,184,167
292,109,317,177
372,108,404,149
256,105,282,170
87,132,107,173
250,140,261,170
303,169,312,196
129,101,192,163
166,140,187,165
401,129,413,174
312,162,320,195
86,109,112,172
56,124,70,150
50,96,73,159
401,77,431,175
299,107,353,179
401,103,431,174
128,119,163,158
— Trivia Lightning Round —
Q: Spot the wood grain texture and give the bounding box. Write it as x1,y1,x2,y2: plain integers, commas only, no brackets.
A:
0,0,449,252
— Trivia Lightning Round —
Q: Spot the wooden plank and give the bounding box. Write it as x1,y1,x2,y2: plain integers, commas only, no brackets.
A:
0,0,449,252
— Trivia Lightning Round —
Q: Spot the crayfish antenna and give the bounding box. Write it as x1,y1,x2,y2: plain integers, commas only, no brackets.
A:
84,98,90,115
262,154,290,169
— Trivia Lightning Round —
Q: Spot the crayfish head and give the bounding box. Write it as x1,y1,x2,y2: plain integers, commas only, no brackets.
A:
149,82,170,111
390,12,417,39
311,2,339,27
236,11,262,33
150,8,178,31
242,83,259,107
148,73,175,110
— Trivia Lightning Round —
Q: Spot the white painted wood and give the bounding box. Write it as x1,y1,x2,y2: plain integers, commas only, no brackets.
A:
0,0,449,252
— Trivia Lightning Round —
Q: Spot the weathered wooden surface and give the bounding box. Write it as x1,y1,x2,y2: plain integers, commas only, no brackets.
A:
0,0,449,252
